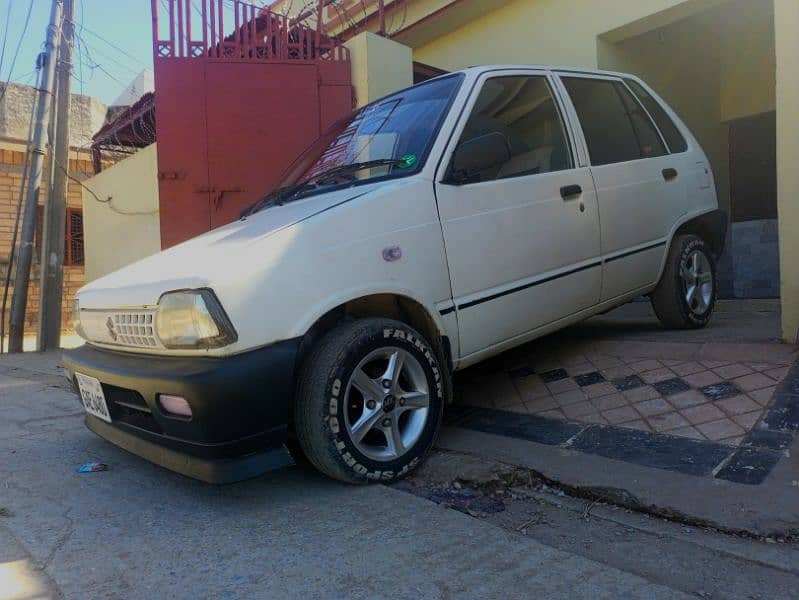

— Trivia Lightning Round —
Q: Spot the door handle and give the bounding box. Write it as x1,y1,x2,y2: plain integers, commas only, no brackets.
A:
560,184,582,199
662,168,678,181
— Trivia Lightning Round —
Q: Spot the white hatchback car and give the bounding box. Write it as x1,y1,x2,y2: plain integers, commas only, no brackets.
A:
64,66,726,484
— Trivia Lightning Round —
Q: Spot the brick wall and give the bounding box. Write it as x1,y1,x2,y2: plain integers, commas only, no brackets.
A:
0,146,89,335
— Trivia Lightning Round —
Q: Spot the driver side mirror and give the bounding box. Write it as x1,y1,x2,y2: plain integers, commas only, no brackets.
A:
446,131,512,185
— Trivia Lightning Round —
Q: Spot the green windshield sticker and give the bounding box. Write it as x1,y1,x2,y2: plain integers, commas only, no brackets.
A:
398,154,418,169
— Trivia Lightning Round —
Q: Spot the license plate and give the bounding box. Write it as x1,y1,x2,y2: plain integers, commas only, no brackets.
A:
75,373,112,423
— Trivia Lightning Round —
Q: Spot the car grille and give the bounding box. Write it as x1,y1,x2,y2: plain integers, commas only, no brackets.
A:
110,313,158,347
80,309,163,350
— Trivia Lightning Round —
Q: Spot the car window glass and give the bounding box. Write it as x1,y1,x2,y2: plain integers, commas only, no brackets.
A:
454,75,573,183
614,82,666,159
624,79,688,153
563,77,650,166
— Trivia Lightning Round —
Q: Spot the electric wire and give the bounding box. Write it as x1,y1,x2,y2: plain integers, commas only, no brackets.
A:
52,155,158,216
0,0,35,107
0,0,14,82
80,25,149,69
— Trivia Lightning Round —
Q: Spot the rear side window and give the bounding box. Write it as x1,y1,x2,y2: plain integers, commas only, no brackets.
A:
625,79,688,153
562,77,665,166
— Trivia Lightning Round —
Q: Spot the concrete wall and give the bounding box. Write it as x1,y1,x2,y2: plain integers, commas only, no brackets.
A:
719,12,776,122
413,0,727,69
775,0,799,342
82,144,161,282
0,83,107,149
345,32,413,107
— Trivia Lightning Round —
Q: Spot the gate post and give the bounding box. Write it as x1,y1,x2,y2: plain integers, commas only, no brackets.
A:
345,32,413,108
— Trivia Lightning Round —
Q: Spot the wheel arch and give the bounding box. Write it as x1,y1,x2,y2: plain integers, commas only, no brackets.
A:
655,209,728,285
295,292,455,387
672,209,728,260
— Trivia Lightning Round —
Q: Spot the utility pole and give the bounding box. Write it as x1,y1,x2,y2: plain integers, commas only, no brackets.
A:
7,0,64,353
38,0,75,351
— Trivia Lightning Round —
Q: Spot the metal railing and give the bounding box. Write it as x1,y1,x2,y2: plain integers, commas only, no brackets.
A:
151,0,350,62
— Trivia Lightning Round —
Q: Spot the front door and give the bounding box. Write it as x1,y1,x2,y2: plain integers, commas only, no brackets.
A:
435,71,602,357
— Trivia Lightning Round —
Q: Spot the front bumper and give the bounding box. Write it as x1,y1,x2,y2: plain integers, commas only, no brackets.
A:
62,339,301,483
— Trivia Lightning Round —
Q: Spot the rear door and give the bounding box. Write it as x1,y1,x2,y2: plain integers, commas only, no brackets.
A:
435,70,601,357
556,74,683,301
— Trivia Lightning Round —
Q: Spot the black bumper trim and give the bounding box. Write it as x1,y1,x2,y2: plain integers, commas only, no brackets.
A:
86,415,293,484
63,338,301,480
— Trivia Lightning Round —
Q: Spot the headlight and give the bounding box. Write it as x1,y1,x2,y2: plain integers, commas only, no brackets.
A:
155,290,237,349
71,298,86,339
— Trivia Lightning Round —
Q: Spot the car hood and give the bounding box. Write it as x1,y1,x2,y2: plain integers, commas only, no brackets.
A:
78,183,382,308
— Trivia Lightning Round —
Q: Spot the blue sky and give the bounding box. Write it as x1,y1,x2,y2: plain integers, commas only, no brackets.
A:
1,0,154,104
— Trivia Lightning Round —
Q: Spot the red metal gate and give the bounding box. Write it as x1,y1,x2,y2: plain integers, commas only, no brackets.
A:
151,0,352,248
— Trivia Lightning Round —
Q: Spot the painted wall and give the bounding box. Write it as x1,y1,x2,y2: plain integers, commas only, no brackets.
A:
82,144,161,282
345,32,413,107
775,0,799,342
412,0,727,69
719,13,776,122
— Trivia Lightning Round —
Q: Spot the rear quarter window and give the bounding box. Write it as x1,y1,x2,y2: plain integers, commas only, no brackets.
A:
624,79,688,153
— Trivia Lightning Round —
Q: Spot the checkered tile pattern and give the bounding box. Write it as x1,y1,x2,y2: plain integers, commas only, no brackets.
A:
456,354,790,447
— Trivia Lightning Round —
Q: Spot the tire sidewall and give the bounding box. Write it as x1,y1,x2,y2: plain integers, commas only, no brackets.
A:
675,237,716,327
322,322,444,482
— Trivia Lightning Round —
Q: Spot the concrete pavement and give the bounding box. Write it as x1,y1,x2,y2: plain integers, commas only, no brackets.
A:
0,360,685,599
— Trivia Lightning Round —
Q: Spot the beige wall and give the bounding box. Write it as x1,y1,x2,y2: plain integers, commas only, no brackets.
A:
82,144,161,282
413,0,726,69
719,11,776,122
775,0,799,343
345,32,413,107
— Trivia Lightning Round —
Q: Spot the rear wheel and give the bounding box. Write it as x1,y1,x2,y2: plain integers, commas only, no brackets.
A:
294,318,445,484
651,234,716,329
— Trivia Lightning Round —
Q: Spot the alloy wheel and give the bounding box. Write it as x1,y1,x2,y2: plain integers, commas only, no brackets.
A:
343,347,430,462
680,249,713,316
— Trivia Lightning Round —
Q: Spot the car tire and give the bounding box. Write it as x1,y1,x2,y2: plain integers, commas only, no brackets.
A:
651,234,717,329
294,317,446,484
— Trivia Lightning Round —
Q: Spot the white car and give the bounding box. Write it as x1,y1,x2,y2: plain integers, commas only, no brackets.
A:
64,65,726,484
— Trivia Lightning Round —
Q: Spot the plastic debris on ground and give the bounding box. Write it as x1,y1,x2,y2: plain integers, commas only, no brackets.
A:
76,462,109,473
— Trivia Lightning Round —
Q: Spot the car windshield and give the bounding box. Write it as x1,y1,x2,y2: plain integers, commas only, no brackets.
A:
249,74,464,211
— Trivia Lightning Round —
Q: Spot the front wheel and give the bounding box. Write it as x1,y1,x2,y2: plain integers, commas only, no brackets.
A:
294,318,446,484
651,234,717,329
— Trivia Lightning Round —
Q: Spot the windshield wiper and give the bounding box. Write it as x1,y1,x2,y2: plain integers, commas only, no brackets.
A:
242,158,408,218
241,181,319,217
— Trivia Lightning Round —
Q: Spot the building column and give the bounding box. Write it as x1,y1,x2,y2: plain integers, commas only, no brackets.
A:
344,32,413,108
775,0,799,343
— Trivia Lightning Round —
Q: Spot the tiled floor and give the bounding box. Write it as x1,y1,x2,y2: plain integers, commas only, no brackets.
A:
457,353,789,447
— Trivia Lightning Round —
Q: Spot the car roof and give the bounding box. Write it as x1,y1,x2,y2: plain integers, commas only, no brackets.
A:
457,64,637,80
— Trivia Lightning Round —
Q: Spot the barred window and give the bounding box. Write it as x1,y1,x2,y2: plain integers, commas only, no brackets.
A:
35,206,84,267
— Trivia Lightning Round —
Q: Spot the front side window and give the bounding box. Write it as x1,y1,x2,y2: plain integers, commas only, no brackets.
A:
562,77,665,166
453,75,573,183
